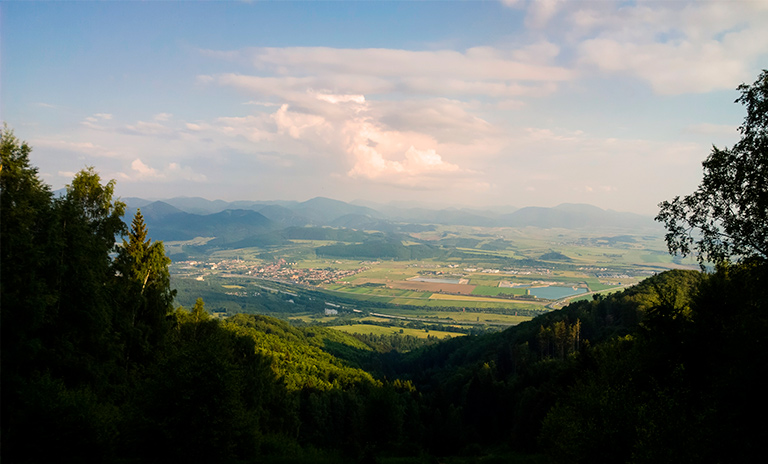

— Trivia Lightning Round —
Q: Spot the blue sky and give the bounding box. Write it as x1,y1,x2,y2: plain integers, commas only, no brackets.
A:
2,0,767,215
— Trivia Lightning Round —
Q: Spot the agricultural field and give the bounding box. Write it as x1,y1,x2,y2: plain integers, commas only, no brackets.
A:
329,324,464,339
169,224,696,336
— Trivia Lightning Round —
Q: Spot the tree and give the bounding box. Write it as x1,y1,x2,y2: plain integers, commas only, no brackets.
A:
1,125,55,371
656,70,768,264
115,209,176,365
52,167,127,366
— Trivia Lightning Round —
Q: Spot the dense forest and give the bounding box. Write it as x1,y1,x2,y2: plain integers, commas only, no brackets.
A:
2,72,767,463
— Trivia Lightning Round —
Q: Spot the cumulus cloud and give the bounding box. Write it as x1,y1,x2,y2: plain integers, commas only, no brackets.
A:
193,42,582,191
345,119,461,184
131,159,163,178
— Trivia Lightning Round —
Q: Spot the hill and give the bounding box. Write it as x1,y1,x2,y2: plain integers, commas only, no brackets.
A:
127,201,275,242
122,196,660,245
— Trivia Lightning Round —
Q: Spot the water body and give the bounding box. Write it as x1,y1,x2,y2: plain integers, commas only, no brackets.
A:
529,286,587,300
410,277,463,284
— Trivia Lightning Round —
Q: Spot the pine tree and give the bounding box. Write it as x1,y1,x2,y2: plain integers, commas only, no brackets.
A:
116,209,176,365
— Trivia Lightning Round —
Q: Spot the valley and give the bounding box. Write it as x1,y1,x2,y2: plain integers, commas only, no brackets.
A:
155,199,695,338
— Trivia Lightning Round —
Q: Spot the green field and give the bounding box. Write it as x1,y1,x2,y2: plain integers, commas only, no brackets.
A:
330,324,464,339
374,307,530,325
472,285,528,296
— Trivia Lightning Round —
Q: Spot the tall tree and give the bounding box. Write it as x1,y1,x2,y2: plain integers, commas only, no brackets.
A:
51,167,126,373
115,209,176,365
1,125,55,372
656,70,768,264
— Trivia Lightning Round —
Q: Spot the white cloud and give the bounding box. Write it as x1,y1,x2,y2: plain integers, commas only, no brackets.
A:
33,139,120,158
131,159,163,178
202,45,573,100
167,162,207,182
81,112,114,130
214,114,276,142
526,0,566,29
573,1,768,94
128,158,206,182
273,104,333,140
316,93,366,104
580,38,748,95
123,120,175,137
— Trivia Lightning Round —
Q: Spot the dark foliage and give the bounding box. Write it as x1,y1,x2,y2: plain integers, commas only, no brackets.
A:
657,70,768,264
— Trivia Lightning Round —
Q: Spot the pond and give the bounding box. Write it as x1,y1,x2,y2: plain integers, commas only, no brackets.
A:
529,286,587,300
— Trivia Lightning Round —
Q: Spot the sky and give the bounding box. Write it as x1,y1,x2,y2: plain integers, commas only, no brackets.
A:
2,0,767,216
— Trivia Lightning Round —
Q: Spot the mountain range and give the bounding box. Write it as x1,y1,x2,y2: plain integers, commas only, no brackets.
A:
122,196,661,243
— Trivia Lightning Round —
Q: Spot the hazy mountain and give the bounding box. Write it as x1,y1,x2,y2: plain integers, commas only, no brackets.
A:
121,196,154,209
160,197,233,215
120,197,660,241
254,204,310,227
384,207,499,227
499,203,658,230
328,213,395,231
133,201,186,221
126,201,274,242
291,197,382,225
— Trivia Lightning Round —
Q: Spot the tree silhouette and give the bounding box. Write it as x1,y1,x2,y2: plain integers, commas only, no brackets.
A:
657,70,768,264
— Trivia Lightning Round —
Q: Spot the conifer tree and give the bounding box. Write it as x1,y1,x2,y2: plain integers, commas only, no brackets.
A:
116,209,176,365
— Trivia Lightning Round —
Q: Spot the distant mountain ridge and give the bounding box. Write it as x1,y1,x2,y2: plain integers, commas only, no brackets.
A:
498,203,655,230
124,196,661,243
